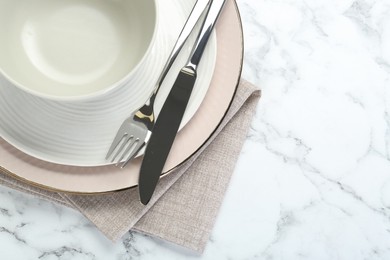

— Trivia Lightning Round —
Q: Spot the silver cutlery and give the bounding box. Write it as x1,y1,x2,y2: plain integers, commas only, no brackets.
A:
138,0,227,205
106,0,211,168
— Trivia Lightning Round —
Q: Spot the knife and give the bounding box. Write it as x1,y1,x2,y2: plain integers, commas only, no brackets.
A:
138,0,227,205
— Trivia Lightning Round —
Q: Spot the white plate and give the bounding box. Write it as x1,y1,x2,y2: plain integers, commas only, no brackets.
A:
0,0,243,193
0,0,216,166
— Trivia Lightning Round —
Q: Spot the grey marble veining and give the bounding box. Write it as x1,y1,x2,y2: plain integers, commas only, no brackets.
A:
2,0,390,259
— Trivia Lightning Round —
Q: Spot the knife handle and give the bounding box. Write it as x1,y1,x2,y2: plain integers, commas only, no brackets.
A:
139,70,197,205
138,0,227,205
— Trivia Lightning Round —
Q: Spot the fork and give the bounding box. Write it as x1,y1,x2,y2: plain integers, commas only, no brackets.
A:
106,0,211,168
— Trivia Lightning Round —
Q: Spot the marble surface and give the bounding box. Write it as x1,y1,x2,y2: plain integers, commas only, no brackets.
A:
1,0,390,259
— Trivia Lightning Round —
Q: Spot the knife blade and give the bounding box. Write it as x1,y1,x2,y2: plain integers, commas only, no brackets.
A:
139,0,227,205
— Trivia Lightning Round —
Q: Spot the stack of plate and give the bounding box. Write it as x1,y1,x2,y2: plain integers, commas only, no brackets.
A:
0,0,243,194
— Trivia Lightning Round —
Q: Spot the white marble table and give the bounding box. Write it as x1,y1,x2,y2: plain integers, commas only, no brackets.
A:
2,0,390,259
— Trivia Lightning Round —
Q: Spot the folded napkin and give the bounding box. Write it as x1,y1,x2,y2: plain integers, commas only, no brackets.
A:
0,79,260,253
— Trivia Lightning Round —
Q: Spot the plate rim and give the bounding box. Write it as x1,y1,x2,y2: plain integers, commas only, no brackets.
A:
0,0,244,194
159,0,244,185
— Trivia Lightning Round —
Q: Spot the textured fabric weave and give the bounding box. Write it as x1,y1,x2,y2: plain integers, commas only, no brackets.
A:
0,79,260,253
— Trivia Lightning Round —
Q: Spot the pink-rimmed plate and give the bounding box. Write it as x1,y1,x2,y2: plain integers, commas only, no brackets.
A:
0,0,243,193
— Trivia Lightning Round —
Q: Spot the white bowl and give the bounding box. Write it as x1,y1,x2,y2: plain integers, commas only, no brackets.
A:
0,0,157,100
0,0,218,166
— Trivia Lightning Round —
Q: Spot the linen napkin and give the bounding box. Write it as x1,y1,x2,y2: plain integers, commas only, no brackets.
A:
0,79,260,253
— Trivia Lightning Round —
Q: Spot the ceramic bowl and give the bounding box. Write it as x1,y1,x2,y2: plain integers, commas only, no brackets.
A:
0,0,217,166
0,0,157,100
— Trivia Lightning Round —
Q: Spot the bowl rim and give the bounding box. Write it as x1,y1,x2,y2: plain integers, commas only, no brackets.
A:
0,0,159,102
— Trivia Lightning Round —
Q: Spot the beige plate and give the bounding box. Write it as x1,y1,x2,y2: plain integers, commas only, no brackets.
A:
0,0,243,193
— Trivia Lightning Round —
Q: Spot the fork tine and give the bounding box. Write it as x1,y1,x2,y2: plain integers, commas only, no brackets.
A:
106,130,127,160
115,137,136,166
111,135,133,163
119,140,146,168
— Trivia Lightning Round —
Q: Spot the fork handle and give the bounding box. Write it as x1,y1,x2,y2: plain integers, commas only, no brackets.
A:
134,0,211,129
